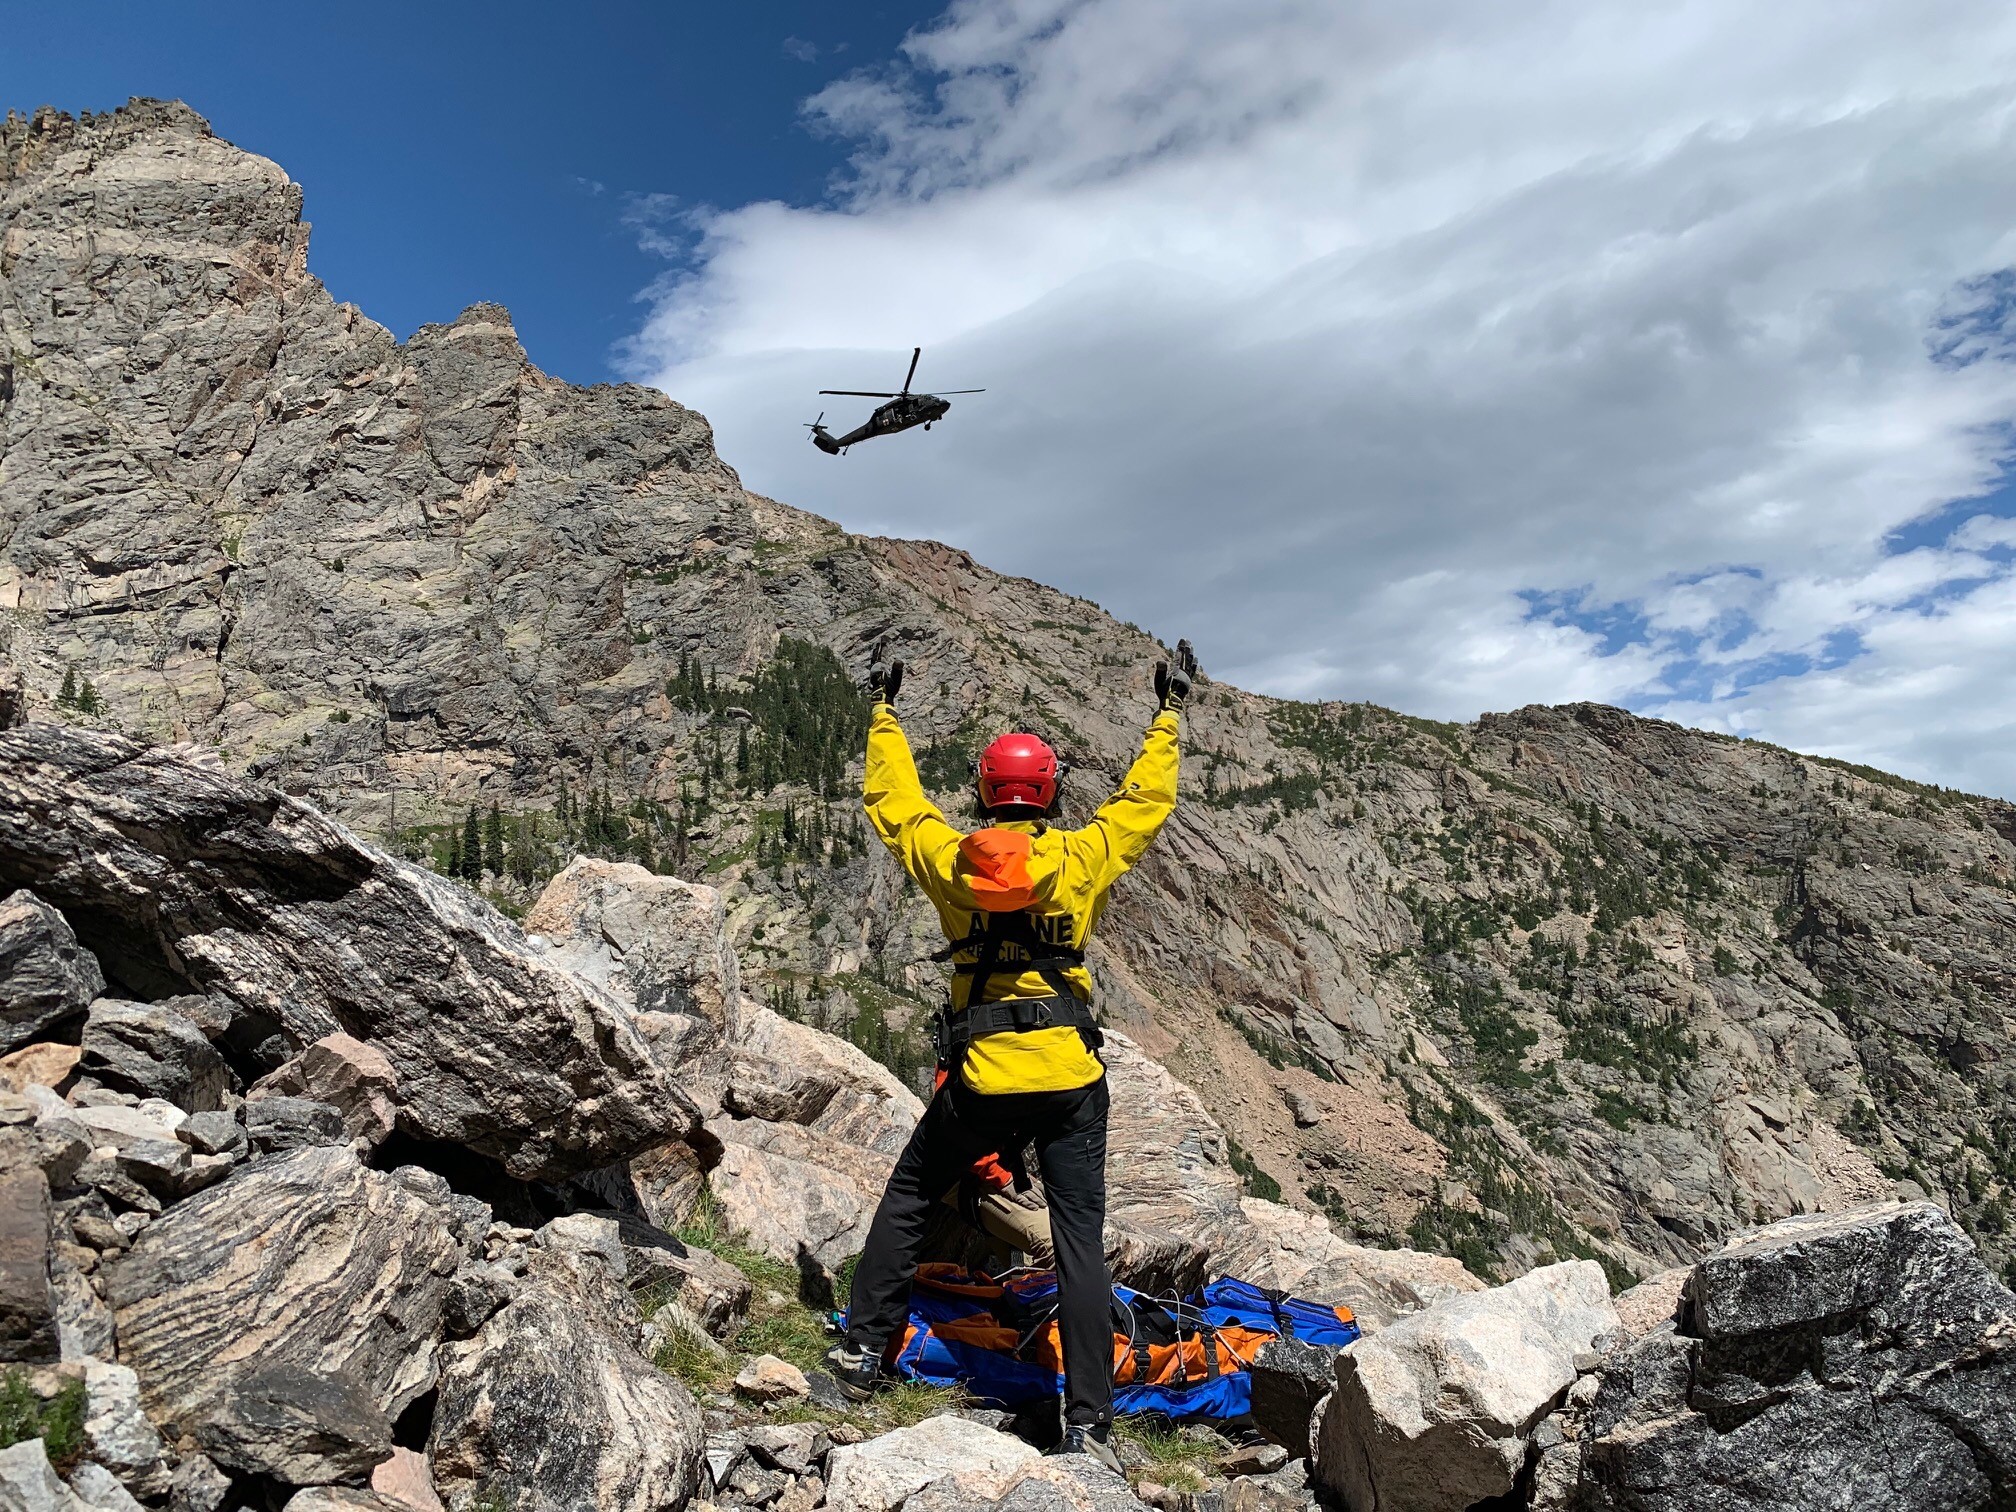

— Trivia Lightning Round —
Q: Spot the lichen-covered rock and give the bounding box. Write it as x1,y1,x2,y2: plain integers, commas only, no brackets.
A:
1576,1203,2016,1511
78,1000,229,1113
0,1437,85,1512
79,1361,165,1488
429,1220,702,1512
1311,1260,1619,1512
0,891,103,1052
0,725,696,1181
825,1418,1041,1512
105,1146,467,1436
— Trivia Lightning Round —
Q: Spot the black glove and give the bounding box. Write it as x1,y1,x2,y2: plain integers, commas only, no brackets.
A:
866,645,904,707
1153,638,1199,713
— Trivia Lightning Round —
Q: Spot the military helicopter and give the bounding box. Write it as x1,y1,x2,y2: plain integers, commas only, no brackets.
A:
806,347,984,454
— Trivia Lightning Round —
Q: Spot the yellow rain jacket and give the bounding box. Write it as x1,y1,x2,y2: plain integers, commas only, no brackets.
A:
863,706,1180,1095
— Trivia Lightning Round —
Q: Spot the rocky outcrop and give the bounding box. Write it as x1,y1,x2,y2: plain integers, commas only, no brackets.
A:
0,1162,55,1362
1312,1260,1620,1511
429,1214,704,1512
250,1033,400,1149
825,1418,1042,1512
105,1146,472,1438
663,1002,923,1275
190,1363,393,1487
1573,1203,2016,1511
526,859,740,1029
0,890,103,1051
78,1000,228,1113
0,725,695,1180
1218,1200,1484,1329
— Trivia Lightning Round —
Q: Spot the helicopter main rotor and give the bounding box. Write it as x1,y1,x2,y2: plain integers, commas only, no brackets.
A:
820,347,984,400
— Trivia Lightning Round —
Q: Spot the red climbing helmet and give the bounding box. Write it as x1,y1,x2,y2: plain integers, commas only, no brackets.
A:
977,732,1060,812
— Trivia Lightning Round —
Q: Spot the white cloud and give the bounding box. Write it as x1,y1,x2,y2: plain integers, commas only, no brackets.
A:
627,0,2016,796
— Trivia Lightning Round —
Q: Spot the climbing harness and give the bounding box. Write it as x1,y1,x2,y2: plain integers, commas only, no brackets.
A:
928,908,1102,1075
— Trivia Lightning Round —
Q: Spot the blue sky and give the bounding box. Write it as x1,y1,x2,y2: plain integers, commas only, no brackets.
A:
0,1,940,384
7,2,2016,796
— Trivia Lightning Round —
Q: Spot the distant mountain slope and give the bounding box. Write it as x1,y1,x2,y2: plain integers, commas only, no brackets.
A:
5,99,2014,1286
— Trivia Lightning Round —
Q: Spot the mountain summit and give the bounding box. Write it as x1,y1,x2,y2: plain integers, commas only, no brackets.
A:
4,99,2014,1291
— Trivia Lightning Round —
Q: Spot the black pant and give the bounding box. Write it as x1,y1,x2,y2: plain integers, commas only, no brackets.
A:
846,1073,1114,1428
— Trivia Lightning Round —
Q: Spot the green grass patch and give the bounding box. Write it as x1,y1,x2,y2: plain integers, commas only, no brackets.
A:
659,1188,975,1433
1224,1135,1282,1202
1112,1417,1219,1489
0,1371,86,1471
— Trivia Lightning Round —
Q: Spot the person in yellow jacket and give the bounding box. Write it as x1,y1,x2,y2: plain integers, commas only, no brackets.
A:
828,640,1197,1468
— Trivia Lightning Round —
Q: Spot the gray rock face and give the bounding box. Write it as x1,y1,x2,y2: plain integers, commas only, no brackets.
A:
105,1145,468,1436
0,724,695,1180
78,1360,165,1489
0,1163,55,1362
244,1095,347,1155
192,1363,393,1488
0,1438,84,1512
67,1462,146,1512
1247,1336,1343,1454
0,890,103,1051
79,999,229,1112
1577,1202,2016,1511
825,1418,1041,1512
524,858,740,1028
1311,1259,1620,1512
429,1221,703,1512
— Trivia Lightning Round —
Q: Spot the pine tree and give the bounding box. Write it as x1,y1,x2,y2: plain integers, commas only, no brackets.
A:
57,667,77,709
461,806,483,880
483,803,505,877
76,677,101,716
446,827,463,879
736,725,750,783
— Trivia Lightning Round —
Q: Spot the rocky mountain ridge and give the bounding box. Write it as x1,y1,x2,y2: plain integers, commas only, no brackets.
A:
5,99,2016,1292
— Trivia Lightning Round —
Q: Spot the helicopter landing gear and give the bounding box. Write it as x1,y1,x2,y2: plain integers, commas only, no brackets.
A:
924,422,933,430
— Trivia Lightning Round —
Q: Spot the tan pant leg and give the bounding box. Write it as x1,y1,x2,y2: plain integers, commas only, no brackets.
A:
937,1183,1058,1267
974,1189,1056,1269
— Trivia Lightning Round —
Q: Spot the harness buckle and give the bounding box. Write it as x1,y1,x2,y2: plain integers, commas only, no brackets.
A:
1008,997,1055,1032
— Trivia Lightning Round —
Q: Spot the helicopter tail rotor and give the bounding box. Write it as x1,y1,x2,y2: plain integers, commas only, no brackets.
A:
805,412,843,455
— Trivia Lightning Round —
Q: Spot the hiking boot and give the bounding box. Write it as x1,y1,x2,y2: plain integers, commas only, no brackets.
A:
1049,1426,1123,1475
824,1341,888,1401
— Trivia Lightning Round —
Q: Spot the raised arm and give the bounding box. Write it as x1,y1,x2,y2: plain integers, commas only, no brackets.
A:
1066,710,1180,891
862,704,964,893
1064,641,1195,891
